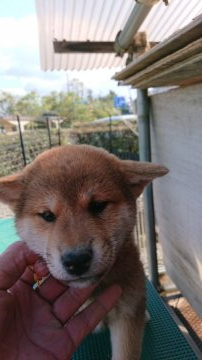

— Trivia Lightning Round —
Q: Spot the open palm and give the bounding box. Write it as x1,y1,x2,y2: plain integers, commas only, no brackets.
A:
0,242,122,360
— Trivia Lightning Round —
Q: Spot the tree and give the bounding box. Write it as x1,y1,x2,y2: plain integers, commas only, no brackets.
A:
41,92,61,114
41,91,93,126
14,91,41,117
41,91,80,126
0,86,122,126
0,91,16,117
89,91,120,120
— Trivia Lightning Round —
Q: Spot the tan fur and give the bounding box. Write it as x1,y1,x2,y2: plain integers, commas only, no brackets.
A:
0,145,168,360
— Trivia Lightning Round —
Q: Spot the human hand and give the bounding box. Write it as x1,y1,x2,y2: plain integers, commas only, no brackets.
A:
0,241,122,360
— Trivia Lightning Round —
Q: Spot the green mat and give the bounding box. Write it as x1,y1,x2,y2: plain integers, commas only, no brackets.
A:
0,218,199,359
0,218,19,253
72,280,199,360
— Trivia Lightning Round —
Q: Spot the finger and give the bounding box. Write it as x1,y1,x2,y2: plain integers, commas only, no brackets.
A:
36,276,67,303
19,266,49,287
33,259,49,278
0,241,39,290
53,284,97,323
64,284,122,346
20,267,36,285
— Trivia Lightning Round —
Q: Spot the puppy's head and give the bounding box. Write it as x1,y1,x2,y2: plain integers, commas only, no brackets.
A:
0,145,168,287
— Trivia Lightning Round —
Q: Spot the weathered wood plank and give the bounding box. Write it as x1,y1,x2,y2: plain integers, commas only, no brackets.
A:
130,51,202,88
122,38,202,87
114,14,202,81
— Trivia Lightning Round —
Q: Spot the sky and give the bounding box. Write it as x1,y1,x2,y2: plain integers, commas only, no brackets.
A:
0,0,134,99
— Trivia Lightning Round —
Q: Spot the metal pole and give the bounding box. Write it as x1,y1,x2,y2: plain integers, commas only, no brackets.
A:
137,89,159,289
17,115,27,166
46,117,52,148
114,3,153,55
109,115,112,153
57,118,61,146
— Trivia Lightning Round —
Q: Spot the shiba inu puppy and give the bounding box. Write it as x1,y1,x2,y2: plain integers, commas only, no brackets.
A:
0,145,168,360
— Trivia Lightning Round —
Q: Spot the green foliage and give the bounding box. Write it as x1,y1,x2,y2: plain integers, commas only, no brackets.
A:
0,91,16,116
41,91,63,116
0,85,124,126
0,91,41,117
41,90,120,126
70,125,139,156
15,91,41,117
86,91,120,121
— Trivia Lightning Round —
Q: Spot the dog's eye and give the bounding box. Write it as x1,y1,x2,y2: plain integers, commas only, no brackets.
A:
88,201,108,215
39,211,56,222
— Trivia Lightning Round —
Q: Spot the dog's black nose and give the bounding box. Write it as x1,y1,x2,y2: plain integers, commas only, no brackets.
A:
61,248,93,276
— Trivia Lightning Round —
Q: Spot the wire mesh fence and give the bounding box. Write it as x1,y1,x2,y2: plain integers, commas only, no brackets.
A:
0,141,23,176
0,116,64,177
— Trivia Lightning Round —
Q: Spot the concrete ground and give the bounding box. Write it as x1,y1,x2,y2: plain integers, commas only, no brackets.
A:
0,203,13,218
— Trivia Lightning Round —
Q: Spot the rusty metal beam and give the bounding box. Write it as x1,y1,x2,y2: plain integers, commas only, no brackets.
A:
53,36,157,54
53,40,115,53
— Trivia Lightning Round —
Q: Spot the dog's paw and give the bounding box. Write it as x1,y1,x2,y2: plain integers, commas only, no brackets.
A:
145,310,151,322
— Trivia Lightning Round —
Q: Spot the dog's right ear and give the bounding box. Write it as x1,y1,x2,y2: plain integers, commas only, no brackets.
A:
0,173,23,207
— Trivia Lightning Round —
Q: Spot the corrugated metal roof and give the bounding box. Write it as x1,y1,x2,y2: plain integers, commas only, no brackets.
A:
35,0,202,71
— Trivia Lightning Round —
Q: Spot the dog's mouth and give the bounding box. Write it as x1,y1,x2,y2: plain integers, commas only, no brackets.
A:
44,249,116,288
60,255,117,288
67,272,105,286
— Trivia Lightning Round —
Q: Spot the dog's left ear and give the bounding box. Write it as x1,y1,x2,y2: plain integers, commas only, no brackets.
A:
0,172,23,207
120,160,168,197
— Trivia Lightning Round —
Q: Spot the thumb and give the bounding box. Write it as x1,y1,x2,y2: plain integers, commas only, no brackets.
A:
0,241,39,290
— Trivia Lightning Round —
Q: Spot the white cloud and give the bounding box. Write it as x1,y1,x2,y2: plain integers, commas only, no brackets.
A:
0,15,38,49
2,87,27,96
0,53,12,71
0,14,42,95
22,73,67,94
